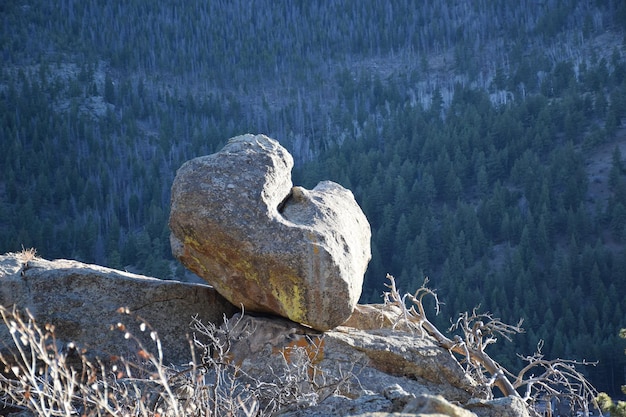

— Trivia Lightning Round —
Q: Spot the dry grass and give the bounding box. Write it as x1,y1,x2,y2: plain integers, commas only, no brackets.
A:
0,305,325,417
2,269,600,416
17,247,37,264
15,247,37,276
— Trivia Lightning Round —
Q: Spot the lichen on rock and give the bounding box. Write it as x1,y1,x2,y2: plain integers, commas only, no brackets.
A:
169,134,371,331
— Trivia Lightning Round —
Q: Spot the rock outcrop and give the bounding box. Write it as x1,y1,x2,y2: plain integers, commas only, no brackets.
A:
211,313,529,417
0,134,531,417
169,134,371,331
0,253,237,365
0,254,531,417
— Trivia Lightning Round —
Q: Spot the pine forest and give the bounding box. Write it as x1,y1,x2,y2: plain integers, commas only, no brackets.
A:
1,0,626,396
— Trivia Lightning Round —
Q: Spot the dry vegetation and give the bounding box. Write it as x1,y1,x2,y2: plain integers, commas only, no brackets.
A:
0,306,330,417
382,274,601,416
0,269,602,416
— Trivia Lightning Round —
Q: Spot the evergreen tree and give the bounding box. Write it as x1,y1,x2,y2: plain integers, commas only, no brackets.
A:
597,329,626,416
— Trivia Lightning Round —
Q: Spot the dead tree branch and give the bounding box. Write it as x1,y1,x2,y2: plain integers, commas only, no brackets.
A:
383,274,600,414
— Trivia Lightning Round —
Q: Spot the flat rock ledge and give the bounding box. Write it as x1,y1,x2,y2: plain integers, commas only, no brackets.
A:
0,253,237,365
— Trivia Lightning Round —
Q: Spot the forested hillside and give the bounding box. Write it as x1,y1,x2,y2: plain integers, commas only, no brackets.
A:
1,0,626,395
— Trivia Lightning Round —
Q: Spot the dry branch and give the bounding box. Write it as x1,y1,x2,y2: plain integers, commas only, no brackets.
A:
0,305,346,417
383,274,600,415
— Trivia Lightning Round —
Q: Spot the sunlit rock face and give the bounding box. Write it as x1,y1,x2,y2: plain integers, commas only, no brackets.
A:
169,134,371,331
0,253,236,365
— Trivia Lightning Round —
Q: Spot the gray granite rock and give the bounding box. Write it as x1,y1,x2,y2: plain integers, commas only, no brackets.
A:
169,133,371,331
0,253,237,365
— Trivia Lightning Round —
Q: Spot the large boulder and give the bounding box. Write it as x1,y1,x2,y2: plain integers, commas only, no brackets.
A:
169,134,371,331
0,253,237,365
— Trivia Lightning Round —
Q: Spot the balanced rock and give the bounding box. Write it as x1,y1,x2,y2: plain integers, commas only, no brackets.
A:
169,134,371,331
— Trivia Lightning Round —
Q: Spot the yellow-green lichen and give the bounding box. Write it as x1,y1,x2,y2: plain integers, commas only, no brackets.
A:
268,272,306,323
182,236,212,275
183,234,308,324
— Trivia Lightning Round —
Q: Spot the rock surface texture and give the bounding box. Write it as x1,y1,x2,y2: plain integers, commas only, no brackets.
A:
169,134,371,331
217,313,529,417
0,253,237,365
0,254,531,417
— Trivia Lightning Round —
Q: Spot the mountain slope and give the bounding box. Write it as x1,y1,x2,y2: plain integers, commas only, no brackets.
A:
1,0,625,395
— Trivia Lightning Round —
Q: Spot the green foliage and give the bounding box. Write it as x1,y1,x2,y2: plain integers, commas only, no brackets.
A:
596,329,626,417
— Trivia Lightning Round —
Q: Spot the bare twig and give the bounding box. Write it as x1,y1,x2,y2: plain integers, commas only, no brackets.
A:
382,274,600,415
383,274,518,397
1,304,323,417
